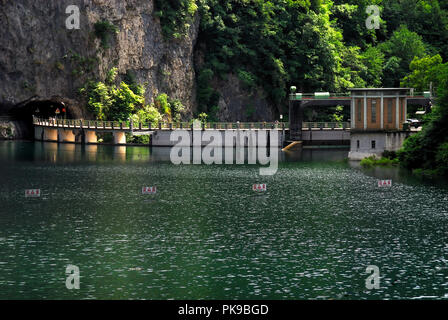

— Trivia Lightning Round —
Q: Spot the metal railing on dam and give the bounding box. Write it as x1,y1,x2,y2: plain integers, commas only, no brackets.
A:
289,91,432,101
33,117,351,146
33,117,350,132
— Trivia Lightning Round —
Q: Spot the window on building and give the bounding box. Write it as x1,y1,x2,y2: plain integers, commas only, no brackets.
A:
357,100,362,122
371,99,377,123
371,140,376,149
388,100,393,123
357,140,360,149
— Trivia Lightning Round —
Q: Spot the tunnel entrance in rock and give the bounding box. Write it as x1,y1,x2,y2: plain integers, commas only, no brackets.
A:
8,100,72,139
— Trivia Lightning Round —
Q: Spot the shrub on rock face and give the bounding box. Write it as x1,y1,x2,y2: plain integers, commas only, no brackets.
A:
80,68,152,122
94,20,119,49
0,123,15,140
131,105,163,127
436,142,448,174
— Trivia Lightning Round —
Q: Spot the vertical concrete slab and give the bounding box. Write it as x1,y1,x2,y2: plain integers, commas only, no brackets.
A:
58,129,76,142
85,130,97,144
34,127,43,141
113,131,126,145
43,128,58,141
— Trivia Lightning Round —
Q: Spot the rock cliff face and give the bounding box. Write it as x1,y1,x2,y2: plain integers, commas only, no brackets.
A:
213,74,275,122
0,0,198,118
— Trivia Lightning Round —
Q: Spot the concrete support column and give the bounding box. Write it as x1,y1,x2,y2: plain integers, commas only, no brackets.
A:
34,127,43,141
85,130,98,144
405,98,408,124
396,95,400,129
113,131,126,145
289,100,303,140
380,92,384,129
363,92,367,130
350,98,355,129
43,128,58,141
58,129,76,142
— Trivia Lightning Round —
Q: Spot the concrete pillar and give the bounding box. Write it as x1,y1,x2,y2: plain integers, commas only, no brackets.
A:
380,92,384,129
43,128,58,141
289,100,303,140
405,98,408,124
113,131,126,144
350,98,355,129
85,130,98,144
58,129,76,142
363,92,367,130
396,95,400,129
34,127,43,141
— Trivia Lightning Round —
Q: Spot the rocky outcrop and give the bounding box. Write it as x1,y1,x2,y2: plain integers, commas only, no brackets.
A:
214,74,275,122
0,117,30,139
0,0,198,118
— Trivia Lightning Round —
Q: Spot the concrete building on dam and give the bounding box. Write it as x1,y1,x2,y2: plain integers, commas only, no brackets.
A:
288,87,430,160
348,88,412,160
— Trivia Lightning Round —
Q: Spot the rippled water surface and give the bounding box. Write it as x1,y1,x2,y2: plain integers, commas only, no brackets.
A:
0,141,447,299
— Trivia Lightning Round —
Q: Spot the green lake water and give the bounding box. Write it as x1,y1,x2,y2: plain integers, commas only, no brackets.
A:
0,141,447,299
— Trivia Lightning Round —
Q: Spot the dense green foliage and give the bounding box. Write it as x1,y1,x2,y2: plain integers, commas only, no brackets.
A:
379,25,427,87
401,54,444,91
80,68,184,131
80,68,145,121
94,20,119,49
155,1,448,120
196,0,362,117
154,0,198,38
360,155,399,168
398,59,448,176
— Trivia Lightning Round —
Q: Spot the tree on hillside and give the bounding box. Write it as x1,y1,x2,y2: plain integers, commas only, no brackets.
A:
360,46,384,87
401,54,443,92
381,0,448,59
331,0,384,48
399,61,448,175
380,26,426,87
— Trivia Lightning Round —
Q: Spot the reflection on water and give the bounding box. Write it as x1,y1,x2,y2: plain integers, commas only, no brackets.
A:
349,160,448,190
0,141,350,164
0,141,447,300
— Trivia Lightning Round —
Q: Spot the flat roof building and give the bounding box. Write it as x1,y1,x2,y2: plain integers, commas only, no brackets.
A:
348,88,412,160
350,88,409,131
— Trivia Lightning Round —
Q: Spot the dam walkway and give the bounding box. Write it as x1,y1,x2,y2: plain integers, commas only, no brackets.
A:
33,117,350,146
